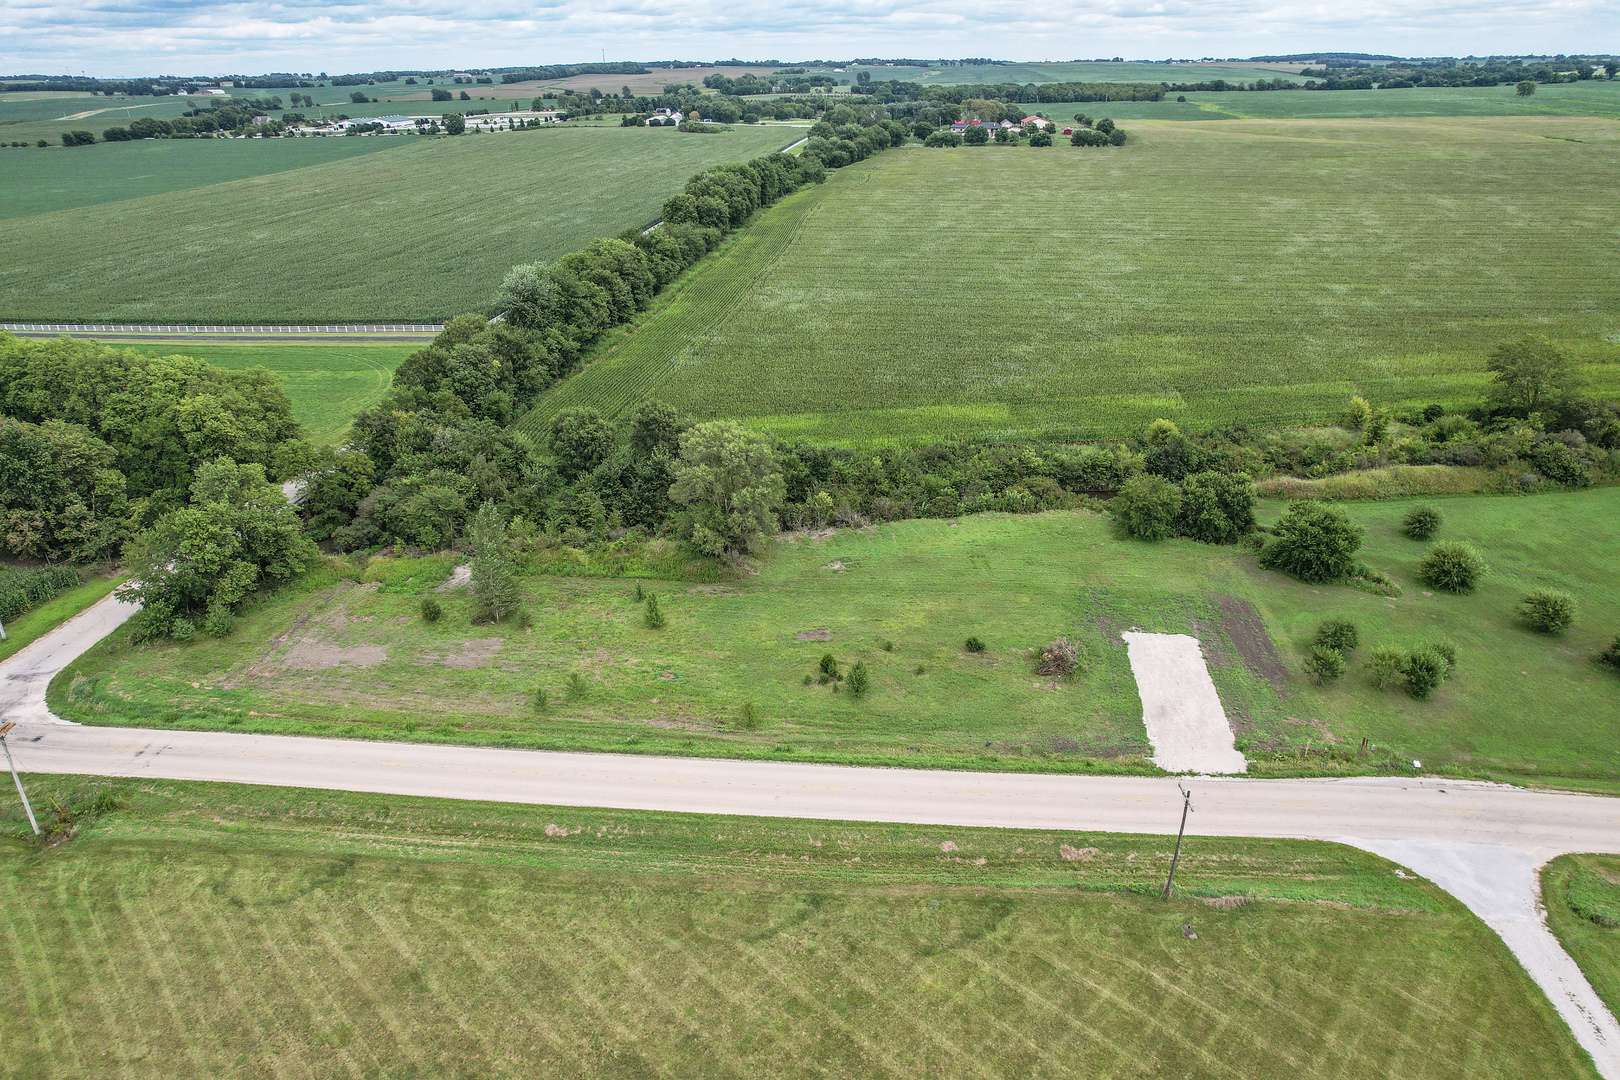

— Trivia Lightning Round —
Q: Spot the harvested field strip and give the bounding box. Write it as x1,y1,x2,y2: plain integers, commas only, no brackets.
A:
0,777,1598,1079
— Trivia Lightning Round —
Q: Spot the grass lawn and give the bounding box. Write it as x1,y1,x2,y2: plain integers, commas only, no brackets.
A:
0,573,120,666
117,340,415,443
0,137,410,220
0,125,797,324
522,116,1620,446
1544,854,1620,1018
53,488,1620,786
0,775,1595,1079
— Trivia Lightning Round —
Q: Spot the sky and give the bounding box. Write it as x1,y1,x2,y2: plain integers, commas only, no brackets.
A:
2,0,1615,77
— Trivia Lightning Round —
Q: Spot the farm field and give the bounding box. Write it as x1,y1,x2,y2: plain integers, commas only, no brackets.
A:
0,137,410,219
0,124,796,323
528,116,1620,445
841,60,1309,85
1544,854,1620,1017
54,488,1620,786
0,93,197,143
116,340,415,442
0,775,1595,1079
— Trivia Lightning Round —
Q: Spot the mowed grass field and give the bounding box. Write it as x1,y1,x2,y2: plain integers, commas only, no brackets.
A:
0,775,1596,1079
1544,854,1620,1017
526,116,1620,445
0,137,410,219
55,488,1620,786
117,340,415,442
0,125,795,323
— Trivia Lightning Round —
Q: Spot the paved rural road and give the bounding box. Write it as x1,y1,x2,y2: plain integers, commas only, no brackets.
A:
5,593,1620,1075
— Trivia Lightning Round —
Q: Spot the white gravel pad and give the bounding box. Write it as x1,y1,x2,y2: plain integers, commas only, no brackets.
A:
1121,632,1247,774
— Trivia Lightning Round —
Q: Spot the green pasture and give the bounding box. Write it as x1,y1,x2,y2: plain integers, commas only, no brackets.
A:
0,124,795,323
54,487,1620,786
1544,854,1620,1017
527,116,1620,445
844,60,1309,85
115,341,414,442
0,775,1594,1079
0,137,409,219
0,94,198,144
1180,79,1620,120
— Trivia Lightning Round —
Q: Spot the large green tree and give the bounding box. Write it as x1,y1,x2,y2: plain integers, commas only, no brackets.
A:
1486,336,1582,414
0,417,130,561
120,458,317,638
669,422,785,558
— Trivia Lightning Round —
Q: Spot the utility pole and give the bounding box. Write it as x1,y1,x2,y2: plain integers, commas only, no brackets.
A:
0,723,40,836
1162,783,1193,901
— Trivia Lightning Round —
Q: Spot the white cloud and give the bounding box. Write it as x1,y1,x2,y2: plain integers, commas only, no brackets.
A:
1,0,1613,76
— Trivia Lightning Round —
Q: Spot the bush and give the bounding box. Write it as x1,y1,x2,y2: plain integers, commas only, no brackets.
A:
1601,636,1620,671
1403,647,1451,700
1520,590,1575,633
846,661,871,695
819,653,839,678
1315,618,1359,654
1177,471,1255,545
964,636,986,653
566,672,588,700
1418,541,1487,593
1428,640,1458,670
1532,440,1591,487
1036,638,1079,677
1112,474,1182,541
420,597,442,623
533,688,549,712
1367,646,1405,689
1028,132,1053,147
1402,505,1441,541
1304,645,1346,684
643,593,666,629
201,604,235,638
1258,501,1364,583
736,701,761,729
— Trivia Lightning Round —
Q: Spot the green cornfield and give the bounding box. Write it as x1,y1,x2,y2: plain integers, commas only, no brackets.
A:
0,125,796,323
524,115,1620,445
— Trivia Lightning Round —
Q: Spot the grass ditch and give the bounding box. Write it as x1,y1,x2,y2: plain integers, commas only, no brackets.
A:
0,774,1599,1078
1543,854,1620,1020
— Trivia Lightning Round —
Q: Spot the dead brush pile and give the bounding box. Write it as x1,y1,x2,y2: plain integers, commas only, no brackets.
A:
1036,637,1079,678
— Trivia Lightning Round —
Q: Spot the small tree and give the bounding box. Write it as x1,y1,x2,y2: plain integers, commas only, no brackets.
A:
1177,471,1256,545
643,593,666,629
1600,636,1620,671
1520,590,1575,633
1315,618,1359,654
1403,646,1450,700
1304,645,1346,685
1418,541,1487,593
1113,474,1182,541
548,407,616,480
819,653,839,678
964,636,986,653
1486,336,1581,413
467,500,521,622
1402,505,1441,541
1367,646,1405,689
1344,396,1371,433
846,661,871,696
1258,501,1363,583
420,597,442,623
444,113,466,135
1516,80,1536,96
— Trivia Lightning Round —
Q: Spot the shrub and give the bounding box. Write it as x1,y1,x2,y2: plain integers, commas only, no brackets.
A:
420,597,442,623
964,636,986,653
566,672,588,700
202,604,235,638
1177,471,1256,545
1258,501,1363,583
634,581,644,602
1304,645,1346,684
1403,647,1451,700
1402,505,1441,541
1532,440,1591,487
1520,590,1575,634
1028,132,1053,147
881,639,895,652
1600,637,1620,671
819,653,839,678
533,688,549,712
1112,474,1182,541
1036,638,1079,677
1418,542,1487,593
1315,618,1359,654
643,593,666,629
1366,646,1405,689
1428,640,1458,670
736,701,761,729
846,661,871,696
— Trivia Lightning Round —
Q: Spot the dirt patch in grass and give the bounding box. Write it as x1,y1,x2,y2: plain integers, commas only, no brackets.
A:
795,629,832,641
282,641,387,671
437,565,471,592
416,638,504,670
1215,594,1291,692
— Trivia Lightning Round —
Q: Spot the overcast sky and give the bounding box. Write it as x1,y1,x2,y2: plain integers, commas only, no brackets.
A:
2,0,1614,77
